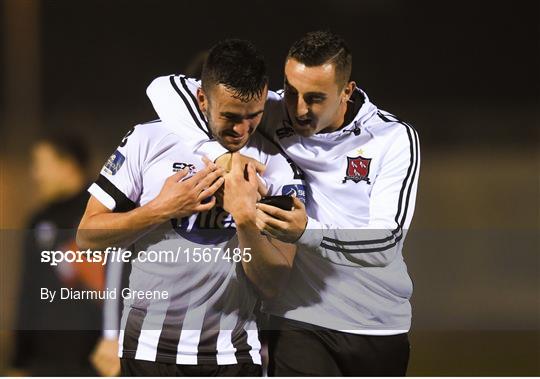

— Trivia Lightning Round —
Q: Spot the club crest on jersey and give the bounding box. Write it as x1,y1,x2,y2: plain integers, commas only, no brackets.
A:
103,150,125,175
343,156,371,184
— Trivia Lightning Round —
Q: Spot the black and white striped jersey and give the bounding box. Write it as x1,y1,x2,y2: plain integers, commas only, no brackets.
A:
146,77,420,335
88,78,304,364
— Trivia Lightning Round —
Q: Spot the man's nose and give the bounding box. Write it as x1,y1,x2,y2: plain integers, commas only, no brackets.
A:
296,97,309,117
233,119,252,135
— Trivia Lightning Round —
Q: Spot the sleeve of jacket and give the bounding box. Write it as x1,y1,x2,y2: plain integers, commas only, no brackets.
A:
87,124,149,212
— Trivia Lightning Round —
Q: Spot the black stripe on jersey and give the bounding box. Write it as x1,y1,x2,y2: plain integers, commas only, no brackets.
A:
141,118,161,125
377,111,414,231
320,116,419,254
323,230,399,246
169,75,212,139
378,110,420,230
179,76,213,138
320,235,401,254
255,129,305,180
233,329,250,363
232,319,252,364
155,306,187,363
121,307,147,359
399,119,420,236
196,312,219,365
95,174,136,212
320,228,403,254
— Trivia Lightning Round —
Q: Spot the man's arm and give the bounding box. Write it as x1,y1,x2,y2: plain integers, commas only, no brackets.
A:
222,153,295,299
236,216,295,300
77,165,224,250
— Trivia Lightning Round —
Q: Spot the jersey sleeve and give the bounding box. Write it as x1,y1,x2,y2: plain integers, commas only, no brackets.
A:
297,125,420,267
146,74,228,161
88,125,144,212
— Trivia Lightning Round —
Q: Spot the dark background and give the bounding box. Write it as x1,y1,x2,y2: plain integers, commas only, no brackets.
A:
1,0,539,375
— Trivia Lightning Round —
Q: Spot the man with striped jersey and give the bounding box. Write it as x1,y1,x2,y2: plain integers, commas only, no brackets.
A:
77,39,301,376
147,31,420,376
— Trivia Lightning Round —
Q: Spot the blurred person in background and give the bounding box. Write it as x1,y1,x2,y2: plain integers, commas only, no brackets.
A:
8,132,102,376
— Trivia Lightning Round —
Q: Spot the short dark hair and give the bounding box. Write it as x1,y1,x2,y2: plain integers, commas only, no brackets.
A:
38,131,90,171
201,39,268,102
287,30,352,87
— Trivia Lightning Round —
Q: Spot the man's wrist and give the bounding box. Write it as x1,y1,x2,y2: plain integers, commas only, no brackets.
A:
233,209,257,227
292,217,308,243
143,200,170,224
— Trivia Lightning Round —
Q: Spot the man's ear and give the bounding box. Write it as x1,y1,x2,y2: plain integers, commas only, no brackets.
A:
197,88,208,113
342,81,357,102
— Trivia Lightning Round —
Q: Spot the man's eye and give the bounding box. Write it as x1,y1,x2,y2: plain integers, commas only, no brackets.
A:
306,97,324,104
223,116,239,123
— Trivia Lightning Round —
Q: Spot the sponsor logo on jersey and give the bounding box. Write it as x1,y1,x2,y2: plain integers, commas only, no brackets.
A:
103,150,126,175
343,155,372,184
171,206,236,244
172,162,196,175
281,184,306,203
